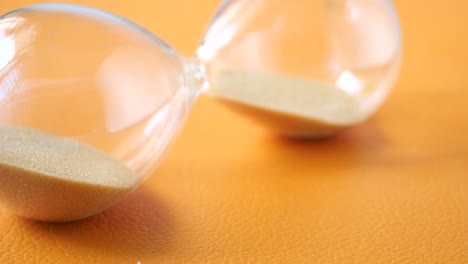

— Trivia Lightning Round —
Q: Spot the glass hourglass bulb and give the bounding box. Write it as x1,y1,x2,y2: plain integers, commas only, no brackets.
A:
0,3,202,221
197,0,402,138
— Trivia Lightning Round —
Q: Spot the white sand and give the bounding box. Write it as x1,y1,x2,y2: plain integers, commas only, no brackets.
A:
208,70,365,126
0,126,138,222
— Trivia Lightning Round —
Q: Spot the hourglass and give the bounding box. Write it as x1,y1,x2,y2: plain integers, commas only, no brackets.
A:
0,0,401,221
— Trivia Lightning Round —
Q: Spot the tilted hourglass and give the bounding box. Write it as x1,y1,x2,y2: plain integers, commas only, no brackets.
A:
0,0,401,221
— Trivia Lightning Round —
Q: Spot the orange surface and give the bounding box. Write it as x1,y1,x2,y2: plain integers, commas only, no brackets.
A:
0,0,467,263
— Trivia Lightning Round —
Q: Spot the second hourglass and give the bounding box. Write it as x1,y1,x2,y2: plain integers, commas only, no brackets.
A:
0,0,401,221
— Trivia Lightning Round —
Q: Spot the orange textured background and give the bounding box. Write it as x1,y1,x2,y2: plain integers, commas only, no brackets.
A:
0,0,467,263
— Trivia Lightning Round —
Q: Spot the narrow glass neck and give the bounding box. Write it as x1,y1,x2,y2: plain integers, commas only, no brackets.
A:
182,57,209,106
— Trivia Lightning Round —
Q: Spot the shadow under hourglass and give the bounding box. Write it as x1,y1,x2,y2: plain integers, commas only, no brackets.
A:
265,119,387,170
16,186,175,255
